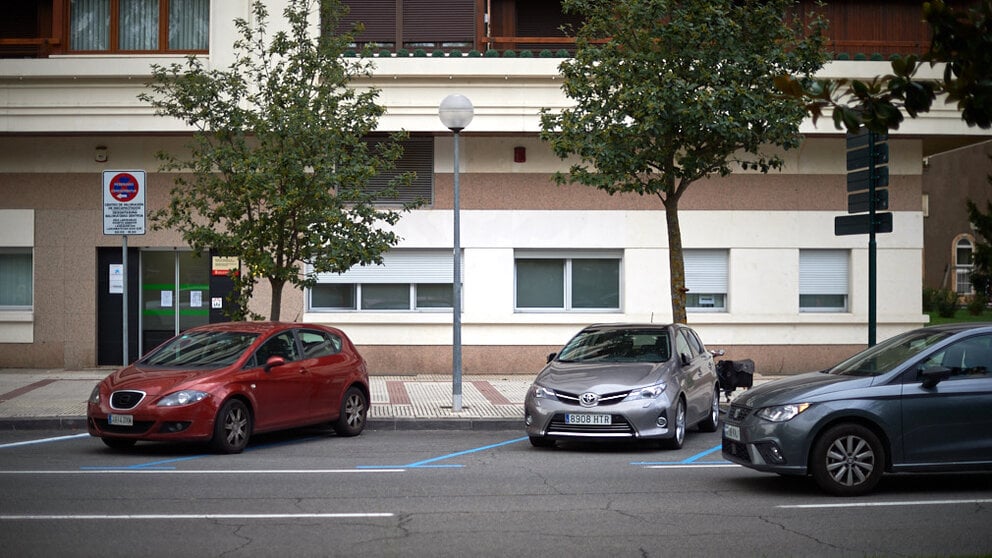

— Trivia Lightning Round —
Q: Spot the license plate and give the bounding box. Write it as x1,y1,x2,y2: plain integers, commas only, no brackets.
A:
723,423,741,441
565,413,611,425
108,414,133,426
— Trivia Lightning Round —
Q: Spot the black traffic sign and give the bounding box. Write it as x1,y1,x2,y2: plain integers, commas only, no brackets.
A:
835,212,893,236
847,165,889,192
846,143,889,171
845,129,888,149
848,189,889,213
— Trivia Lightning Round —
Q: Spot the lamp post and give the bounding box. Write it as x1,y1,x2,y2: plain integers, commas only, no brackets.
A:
439,94,474,412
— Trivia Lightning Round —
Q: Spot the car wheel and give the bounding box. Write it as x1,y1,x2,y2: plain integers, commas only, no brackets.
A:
333,387,368,437
661,398,687,450
211,399,251,454
529,436,555,448
101,437,137,450
810,423,885,496
697,385,720,433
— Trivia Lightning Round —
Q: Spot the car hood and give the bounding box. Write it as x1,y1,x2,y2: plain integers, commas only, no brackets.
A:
534,361,668,393
733,370,874,408
102,365,228,396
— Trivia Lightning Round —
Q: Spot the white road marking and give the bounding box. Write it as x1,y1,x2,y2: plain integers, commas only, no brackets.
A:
779,499,992,509
0,469,405,474
0,513,394,520
0,433,90,449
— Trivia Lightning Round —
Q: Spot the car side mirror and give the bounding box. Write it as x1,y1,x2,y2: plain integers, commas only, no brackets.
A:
264,355,286,372
681,353,691,366
920,366,951,389
547,352,557,364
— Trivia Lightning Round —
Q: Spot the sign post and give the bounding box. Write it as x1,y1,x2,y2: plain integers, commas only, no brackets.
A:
835,130,890,346
103,170,146,365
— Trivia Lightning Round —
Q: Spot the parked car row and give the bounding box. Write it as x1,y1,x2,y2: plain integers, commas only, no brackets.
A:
87,321,992,496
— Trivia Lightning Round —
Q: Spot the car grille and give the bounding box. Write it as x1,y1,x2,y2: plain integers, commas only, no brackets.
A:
553,390,630,407
90,418,155,435
727,403,751,422
723,439,751,463
546,414,634,437
110,390,146,410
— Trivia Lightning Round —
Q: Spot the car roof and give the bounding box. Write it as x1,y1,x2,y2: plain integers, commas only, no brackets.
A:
581,323,676,332
186,321,300,334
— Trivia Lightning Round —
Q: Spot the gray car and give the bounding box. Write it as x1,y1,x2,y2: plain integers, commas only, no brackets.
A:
525,323,721,449
723,323,992,496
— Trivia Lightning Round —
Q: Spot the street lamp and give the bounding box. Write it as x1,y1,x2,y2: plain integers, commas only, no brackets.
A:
439,94,474,412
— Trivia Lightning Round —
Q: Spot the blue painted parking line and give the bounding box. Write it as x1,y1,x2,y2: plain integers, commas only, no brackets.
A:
630,444,731,466
358,436,529,469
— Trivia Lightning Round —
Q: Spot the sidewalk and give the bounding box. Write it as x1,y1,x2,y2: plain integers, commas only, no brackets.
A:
0,368,778,431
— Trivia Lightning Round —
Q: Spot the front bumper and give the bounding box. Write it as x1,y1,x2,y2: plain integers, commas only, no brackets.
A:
86,401,217,443
721,404,809,476
525,393,678,441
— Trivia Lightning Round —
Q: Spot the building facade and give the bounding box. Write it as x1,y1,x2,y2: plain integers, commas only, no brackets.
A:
1,0,989,374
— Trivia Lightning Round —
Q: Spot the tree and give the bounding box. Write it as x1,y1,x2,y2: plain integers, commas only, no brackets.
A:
139,0,415,321
777,0,992,133
966,159,992,306
539,0,827,324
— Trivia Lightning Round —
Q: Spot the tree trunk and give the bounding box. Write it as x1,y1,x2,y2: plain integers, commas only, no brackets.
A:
268,278,285,321
664,199,687,324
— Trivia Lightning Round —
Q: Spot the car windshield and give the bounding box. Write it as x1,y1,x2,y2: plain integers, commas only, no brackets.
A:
829,328,957,377
141,330,259,368
557,329,670,363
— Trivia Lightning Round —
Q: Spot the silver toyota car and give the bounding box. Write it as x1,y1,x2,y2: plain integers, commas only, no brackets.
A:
723,323,992,496
524,323,721,449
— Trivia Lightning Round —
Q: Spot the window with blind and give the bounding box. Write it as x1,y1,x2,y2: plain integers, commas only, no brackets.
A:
308,250,457,311
515,251,621,312
337,0,475,52
363,136,434,205
799,250,849,312
685,249,728,312
68,0,208,53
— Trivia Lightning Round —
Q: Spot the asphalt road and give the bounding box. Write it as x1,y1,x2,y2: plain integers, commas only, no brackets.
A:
2,426,991,557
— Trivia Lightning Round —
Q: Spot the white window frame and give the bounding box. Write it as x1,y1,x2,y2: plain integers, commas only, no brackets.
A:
514,250,622,313
685,249,728,312
799,249,849,312
307,249,458,312
954,235,975,296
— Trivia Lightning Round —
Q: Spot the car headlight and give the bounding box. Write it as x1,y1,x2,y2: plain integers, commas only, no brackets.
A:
624,382,667,401
756,402,811,422
88,385,101,405
531,385,558,401
157,390,210,407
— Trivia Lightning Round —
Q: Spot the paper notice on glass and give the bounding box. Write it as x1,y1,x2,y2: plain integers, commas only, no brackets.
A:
161,290,173,308
191,291,203,308
109,264,124,294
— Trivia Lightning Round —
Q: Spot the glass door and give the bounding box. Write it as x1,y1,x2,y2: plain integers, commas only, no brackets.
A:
141,250,211,354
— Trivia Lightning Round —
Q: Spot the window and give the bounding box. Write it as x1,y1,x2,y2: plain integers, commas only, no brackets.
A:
363,137,434,205
919,334,992,380
299,329,342,358
515,252,621,311
68,0,208,53
308,250,456,311
685,250,727,311
251,331,300,367
954,236,975,295
0,249,33,309
799,250,849,312
337,0,474,53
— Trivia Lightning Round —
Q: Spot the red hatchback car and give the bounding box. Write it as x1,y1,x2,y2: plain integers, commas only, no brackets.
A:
87,322,370,453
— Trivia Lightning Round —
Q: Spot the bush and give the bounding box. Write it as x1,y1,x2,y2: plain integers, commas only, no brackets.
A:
968,294,988,316
922,287,939,312
934,289,959,318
